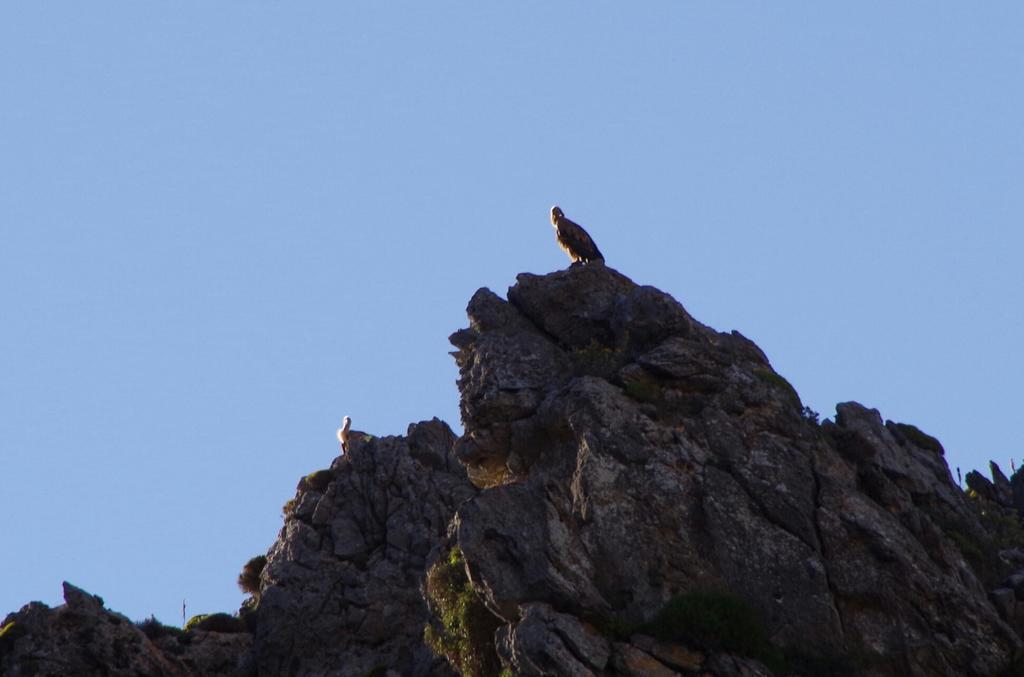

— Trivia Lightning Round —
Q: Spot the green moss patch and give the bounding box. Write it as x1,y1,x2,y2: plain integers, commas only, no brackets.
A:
423,547,503,677
184,612,245,634
183,614,209,633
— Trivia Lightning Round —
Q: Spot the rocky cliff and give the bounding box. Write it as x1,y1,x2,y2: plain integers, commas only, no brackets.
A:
3,263,1024,676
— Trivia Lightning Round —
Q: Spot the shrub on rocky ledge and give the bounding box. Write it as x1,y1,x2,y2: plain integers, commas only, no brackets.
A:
238,555,267,597
302,469,334,492
641,591,775,661
423,547,502,677
281,497,298,517
135,615,184,641
635,591,864,676
183,612,246,634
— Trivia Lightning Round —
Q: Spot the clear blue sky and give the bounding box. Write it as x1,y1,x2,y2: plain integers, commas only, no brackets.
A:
2,3,1021,627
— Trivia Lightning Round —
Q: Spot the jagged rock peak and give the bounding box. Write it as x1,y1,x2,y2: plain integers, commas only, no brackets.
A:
450,264,773,487
443,263,1020,676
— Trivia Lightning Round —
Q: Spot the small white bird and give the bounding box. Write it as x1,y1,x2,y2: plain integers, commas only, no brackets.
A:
336,416,352,454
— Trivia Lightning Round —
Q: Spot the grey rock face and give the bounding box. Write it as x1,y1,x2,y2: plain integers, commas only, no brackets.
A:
968,469,998,502
495,602,610,676
448,264,1020,676
0,582,250,677
1011,466,1024,515
249,418,476,677
992,461,1014,507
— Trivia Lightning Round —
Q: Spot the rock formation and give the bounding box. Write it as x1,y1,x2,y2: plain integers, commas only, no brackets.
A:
250,419,477,677
445,264,1020,676
0,582,251,676
3,263,1023,676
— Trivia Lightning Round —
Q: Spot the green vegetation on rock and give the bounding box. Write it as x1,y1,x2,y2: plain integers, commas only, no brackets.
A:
282,497,298,517
755,368,801,407
303,469,334,492
135,615,185,641
624,379,662,404
599,591,865,677
183,612,245,634
423,547,503,677
570,339,624,378
183,614,209,633
238,554,268,597
0,620,26,653
641,591,777,663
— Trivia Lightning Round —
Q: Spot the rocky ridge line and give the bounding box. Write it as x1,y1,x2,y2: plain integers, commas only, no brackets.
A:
4,264,1024,676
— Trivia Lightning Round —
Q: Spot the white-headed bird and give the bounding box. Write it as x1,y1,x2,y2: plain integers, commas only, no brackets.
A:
336,416,352,454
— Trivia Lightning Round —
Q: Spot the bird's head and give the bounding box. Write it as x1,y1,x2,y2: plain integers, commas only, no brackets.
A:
550,205,563,226
342,416,351,430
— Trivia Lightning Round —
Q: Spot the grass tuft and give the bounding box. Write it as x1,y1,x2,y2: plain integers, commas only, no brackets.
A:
303,469,334,492
282,497,298,517
754,369,802,408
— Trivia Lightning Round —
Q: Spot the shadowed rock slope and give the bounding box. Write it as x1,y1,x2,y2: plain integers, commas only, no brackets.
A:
250,419,476,677
0,583,252,676
3,264,1023,676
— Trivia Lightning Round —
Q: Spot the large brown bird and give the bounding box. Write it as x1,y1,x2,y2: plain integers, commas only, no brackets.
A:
550,206,604,264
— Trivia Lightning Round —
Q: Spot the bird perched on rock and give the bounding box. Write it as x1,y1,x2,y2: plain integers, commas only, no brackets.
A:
550,206,604,264
337,416,352,454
